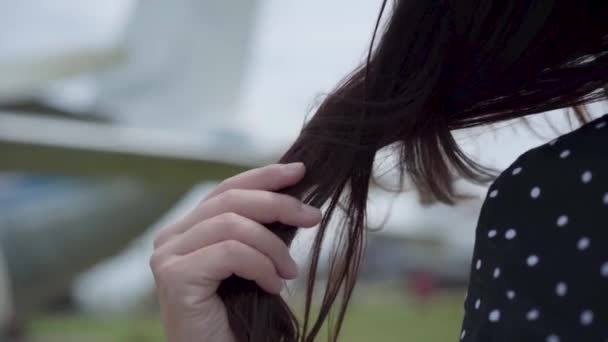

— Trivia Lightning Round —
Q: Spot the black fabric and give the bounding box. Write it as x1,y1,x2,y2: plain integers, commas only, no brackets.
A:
460,114,608,342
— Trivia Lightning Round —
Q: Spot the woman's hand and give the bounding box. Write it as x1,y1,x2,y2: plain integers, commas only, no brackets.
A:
150,163,321,342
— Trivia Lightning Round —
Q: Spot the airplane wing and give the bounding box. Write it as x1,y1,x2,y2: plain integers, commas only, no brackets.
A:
0,111,276,317
0,111,272,181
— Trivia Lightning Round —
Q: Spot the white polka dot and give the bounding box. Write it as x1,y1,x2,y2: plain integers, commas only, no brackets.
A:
488,229,497,238
556,215,569,227
505,229,517,240
580,310,594,326
577,237,590,251
527,255,539,267
488,309,501,322
556,282,567,297
475,298,481,309
603,192,608,205
526,309,540,321
493,267,501,279
476,259,482,270
512,167,522,175
460,329,466,340
546,334,560,342
559,149,570,158
506,290,515,300
601,261,608,277
596,121,606,129
530,186,541,199
581,170,592,183
549,139,558,146
489,189,498,198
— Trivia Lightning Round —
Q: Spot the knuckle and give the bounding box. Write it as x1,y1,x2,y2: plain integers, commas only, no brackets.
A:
255,192,281,219
220,239,242,257
152,231,168,249
282,194,301,210
155,265,175,285
260,254,274,270
215,177,235,193
219,188,240,205
259,191,279,208
215,212,242,228
216,178,231,191
274,194,300,217
263,191,279,204
271,193,293,205
154,258,184,285
197,197,208,207
149,251,166,274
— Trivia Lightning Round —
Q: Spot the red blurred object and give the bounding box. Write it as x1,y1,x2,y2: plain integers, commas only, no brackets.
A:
407,270,438,304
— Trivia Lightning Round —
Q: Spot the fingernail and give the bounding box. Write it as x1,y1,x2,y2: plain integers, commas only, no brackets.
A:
302,204,321,218
284,162,304,174
285,258,299,279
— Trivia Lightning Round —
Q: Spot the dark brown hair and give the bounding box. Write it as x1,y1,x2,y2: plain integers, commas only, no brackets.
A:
217,1,608,341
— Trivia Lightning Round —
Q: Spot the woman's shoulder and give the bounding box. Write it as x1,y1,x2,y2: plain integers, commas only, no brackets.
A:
517,113,607,166
479,112,608,231
493,113,608,186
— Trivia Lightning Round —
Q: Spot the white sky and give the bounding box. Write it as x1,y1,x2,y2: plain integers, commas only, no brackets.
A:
0,0,134,62
235,0,382,147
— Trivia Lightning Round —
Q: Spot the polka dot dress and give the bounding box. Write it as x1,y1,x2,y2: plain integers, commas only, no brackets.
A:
460,114,608,342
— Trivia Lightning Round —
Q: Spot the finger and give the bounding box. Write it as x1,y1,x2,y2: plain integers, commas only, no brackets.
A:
155,190,321,248
204,162,305,201
187,240,284,294
201,190,321,227
156,213,298,279
154,163,307,249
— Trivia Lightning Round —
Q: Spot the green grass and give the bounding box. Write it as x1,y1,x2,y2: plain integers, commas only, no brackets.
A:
30,313,164,342
335,294,463,341
30,290,464,342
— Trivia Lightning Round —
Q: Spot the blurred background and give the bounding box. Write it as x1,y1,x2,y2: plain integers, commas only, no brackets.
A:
0,1,606,341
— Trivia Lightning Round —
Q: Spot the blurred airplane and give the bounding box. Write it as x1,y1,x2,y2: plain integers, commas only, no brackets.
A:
0,1,261,339
0,111,272,336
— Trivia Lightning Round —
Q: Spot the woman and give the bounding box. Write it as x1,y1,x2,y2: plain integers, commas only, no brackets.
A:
150,1,608,341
